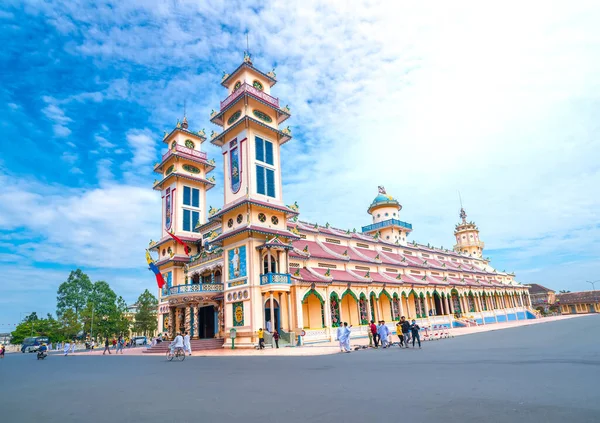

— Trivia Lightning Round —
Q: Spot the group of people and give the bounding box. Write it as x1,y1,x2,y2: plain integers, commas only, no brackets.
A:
169,332,193,356
362,316,423,352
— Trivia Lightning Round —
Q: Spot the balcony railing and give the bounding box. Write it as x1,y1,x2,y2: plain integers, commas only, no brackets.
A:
260,273,292,286
162,144,208,163
162,283,224,297
188,252,223,267
220,82,280,110
361,219,413,233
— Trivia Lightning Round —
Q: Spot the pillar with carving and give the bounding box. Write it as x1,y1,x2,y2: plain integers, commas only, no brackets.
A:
168,306,175,339
184,306,191,335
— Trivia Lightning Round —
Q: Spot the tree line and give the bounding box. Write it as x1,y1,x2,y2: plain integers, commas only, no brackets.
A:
10,269,158,344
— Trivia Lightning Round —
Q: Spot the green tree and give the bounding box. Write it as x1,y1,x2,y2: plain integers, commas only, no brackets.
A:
11,314,61,344
134,289,158,336
58,309,81,340
56,269,93,321
114,296,131,336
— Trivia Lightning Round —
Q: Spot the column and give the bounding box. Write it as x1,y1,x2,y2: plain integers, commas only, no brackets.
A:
398,295,404,318
262,293,267,328
267,249,272,274
168,306,175,339
423,295,430,318
278,293,284,331
184,306,191,335
190,305,197,338
297,295,304,329
391,298,396,321
286,292,293,331
269,291,275,332
324,287,332,331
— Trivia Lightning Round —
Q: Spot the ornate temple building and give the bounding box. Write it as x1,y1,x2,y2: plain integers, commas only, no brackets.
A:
149,54,533,348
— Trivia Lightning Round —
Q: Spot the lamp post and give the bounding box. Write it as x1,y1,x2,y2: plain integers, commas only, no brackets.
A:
586,280,600,291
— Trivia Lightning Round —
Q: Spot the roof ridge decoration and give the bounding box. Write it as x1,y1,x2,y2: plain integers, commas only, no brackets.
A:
293,268,300,277
443,276,448,281
303,245,309,253
306,266,333,282
208,206,221,217
347,268,371,282
396,273,402,280
287,201,299,212
316,238,349,261
421,275,427,281
375,253,380,260
291,226,301,236
324,268,331,277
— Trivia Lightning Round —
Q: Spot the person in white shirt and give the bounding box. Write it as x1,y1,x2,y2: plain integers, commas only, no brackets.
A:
170,333,184,354
183,332,192,356
266,320,272,333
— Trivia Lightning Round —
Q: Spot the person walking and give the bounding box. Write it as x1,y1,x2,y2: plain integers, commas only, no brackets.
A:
339,322,352,353
369,320,379,348
115,336,124,354
396,322,404,347
410,319,422,349
183,332,192,356
70,340,76,354
272,330,280,349
257,328,265,349
400,316,411,348
63,340,70,356
112,337,117,350
336,324,345,352
0,344,5,359
378,321,390,348
103,337,111,355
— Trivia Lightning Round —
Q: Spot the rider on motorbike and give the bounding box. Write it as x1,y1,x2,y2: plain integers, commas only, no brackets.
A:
37,343,48,359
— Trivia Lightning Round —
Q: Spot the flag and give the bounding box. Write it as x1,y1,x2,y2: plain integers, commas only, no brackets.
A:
167,231,191,255
145,250,165,289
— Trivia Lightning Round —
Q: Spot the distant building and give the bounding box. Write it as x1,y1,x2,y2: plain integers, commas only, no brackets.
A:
0,333,11,345
556,291,600,315
528,284,556,312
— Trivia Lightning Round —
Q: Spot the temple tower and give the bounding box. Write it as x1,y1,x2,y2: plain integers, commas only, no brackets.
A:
453,208,485,257
362,186,412,245
208,52,298,347
151,117,216,336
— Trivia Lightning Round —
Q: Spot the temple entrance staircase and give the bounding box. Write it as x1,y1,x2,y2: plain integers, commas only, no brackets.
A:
142,338,224,354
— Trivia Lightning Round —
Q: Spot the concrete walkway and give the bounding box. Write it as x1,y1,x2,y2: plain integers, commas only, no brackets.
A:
73,314,587,357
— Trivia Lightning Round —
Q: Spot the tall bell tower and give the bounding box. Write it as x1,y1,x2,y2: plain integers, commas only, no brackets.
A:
453,208,485,257
208,52,299,347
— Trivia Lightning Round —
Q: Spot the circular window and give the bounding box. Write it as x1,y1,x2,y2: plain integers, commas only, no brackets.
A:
236,214,243,224
253,80,264,91
271,216,279,225
462,236,466,240
233,81,241,91
393,213,396,217
227,219,234,228
183,164,200,174
227,110,242,125
171,141,176,149
258,213,266,222
377,214,380,218
243,290,249,299
386,236,390,240
165,164,174,176
227,293,232,301
185,139,195,149
252,109,272,123
385,213,389,217
233,292,238,300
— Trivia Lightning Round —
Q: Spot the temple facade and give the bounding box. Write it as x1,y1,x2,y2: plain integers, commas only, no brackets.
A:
150,54,533,348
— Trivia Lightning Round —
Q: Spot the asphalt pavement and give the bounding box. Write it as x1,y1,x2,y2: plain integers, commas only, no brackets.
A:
1,314,599,423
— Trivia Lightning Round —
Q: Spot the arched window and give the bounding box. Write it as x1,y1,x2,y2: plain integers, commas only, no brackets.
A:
214,270,222,284
262,254,277,274
191,273,200,284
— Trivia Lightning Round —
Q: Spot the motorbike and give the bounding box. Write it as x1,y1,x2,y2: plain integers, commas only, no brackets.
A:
37,350,47,360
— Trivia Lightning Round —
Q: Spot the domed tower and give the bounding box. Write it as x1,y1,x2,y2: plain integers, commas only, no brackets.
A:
453,207,485,257
362,186,412,245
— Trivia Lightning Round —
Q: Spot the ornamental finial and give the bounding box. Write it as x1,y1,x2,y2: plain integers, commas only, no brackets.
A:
459,207,467,224
378,185,387,195
181,115,188,129
243,51,252,64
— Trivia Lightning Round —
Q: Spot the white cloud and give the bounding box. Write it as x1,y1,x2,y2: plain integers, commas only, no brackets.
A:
95,134,115,149
125,129,156,167
61,151,79,164
42,100,73,137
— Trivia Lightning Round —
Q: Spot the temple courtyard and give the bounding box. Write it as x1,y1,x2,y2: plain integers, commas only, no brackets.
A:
2,314,599,422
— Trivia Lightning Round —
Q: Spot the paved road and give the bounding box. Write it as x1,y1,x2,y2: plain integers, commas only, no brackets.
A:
2,315,599,423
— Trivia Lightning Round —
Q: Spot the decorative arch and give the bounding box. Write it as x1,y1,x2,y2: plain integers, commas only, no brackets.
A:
393,292,399,299
379,289,392,301
451,288,459,296
302,289,324,304
419,292,425,299
343,289,358,302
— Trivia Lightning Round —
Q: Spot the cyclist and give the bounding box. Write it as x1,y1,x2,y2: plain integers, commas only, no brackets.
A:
170,332,185,355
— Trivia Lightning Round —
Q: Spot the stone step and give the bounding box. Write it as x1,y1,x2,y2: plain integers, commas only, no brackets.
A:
143,338,224,354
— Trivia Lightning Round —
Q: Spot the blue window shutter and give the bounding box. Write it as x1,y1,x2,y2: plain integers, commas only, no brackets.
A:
255,137,264,162
192,188,199,208
265,141,274,165
256,165,265,195
192,211,200,232
266,168,275,198
183,209,191,231
183,186,191,206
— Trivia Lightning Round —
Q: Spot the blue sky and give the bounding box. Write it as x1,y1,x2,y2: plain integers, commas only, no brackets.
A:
1,1,599,328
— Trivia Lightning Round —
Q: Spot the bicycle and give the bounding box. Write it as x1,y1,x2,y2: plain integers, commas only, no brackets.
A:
166,346,185,362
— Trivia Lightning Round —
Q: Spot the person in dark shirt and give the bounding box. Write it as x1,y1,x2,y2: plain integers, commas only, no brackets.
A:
369,320,379,348
400,316,411,349
410,319,421,349
103,337,111,355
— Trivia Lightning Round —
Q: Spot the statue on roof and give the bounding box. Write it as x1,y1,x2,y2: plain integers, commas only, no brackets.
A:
459,207,467,224
378,186,387,194
243,51,252,64
198,128,206,137
182,116,188,129
267,68,276,79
